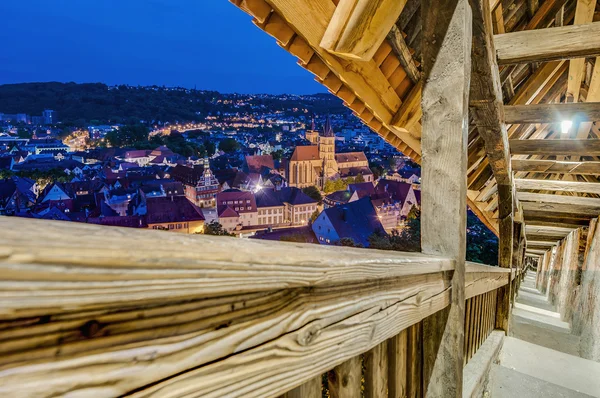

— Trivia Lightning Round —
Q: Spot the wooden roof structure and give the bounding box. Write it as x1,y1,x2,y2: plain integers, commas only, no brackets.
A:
231,0,600,253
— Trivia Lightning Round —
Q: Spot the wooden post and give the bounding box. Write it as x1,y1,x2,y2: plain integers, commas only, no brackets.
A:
328,356,361,398
388,330,408,398
421,1,471,397
284,376,321,398
365,341,388,398
495,184,513,332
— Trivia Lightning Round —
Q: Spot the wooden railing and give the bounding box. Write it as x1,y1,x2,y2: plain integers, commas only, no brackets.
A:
0,217,512,397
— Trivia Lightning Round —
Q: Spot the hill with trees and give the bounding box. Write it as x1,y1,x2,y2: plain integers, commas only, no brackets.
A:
0,82,348,126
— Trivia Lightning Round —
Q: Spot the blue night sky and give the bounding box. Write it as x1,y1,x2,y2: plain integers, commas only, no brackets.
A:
0,0,325,94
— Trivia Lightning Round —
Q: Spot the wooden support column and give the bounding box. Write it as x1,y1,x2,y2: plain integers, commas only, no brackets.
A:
496,184,513,333
511,221,523,305
421,1,471,397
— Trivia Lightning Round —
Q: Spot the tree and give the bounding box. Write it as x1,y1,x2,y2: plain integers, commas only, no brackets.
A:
354,173,365,183
17,127,31,139
309,208,320,223
202,221,234,236
106,124,149,147
333,178,348,191
466,211,498,265
219,138,240,153
302,186,323,204
280,233,312,243
204,139,217,156
338,237,363,248
272,149,284,161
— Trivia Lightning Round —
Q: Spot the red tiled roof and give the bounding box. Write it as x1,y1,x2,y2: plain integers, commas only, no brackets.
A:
145,196,205,224
245,155,274,173
335,152,368,163
290,146,319,161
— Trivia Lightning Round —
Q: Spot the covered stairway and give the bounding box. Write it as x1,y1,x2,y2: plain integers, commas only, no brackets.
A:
491,271,600,397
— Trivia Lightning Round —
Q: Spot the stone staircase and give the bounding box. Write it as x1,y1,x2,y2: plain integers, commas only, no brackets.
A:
490,271,600,397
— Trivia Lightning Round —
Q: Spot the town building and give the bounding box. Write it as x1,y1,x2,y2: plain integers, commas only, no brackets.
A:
311,197,386,247
171,159,220,208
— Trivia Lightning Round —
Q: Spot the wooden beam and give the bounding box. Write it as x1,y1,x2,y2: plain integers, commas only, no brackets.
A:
527,0,540,18
566,0,597,103
495,22,600,65
577,57,600,136
470,0,512,186
509,60,565,106
527,241,557,247
516,178,600,195
421,0,471,396
320,0,408,61
264,0,422,154
526,234,565,242
504,102,600,124
522,201,600,216
388,25,421,83
518,191,600,207
510,138,600,155
512,159,600,175
526,219,588,228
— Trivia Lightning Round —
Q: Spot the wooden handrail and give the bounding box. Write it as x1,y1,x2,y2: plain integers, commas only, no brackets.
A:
0,217,510,397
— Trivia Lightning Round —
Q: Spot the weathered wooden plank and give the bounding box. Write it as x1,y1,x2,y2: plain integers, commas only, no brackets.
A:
0,217,455,319
512,159,600,175
1,272,452,398
365,341,388,398
284,376,322,398
421,0,471,395
328,356,362,398
406,322,422,398
515,178,600,195
496,183,513,334
321,0,408,61
388,25,420,83
470,0,512,186
565,0,596,103
517,192,600,208
505,103,600,124
495,22,600,65
388,330,408,398
520,197,600,216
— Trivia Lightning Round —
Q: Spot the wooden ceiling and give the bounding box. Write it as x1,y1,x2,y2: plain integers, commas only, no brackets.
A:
230,0,600,252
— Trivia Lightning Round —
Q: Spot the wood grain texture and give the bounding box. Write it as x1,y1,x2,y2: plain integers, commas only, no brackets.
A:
470,0,512,186
0,271,452,398
505,103,600,124
328,356,362,398
284,376,321,398
365,341,388,398
421,0,471,395
388,330,408,398
512,159,600,175
321,0,408,61
521,200,600,216
0,217,454,319
565,0,596,103
495,22,600,65
388,25,420,83
515,178,600,195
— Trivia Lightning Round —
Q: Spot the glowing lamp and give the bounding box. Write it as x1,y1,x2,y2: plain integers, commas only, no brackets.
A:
561,120,572,135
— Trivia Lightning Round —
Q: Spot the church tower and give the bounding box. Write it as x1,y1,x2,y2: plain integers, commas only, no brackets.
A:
305,116,319,145
318,116,338,178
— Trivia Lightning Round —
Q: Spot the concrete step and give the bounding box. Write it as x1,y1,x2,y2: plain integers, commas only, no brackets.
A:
490,364,595,398
498,337,600,397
